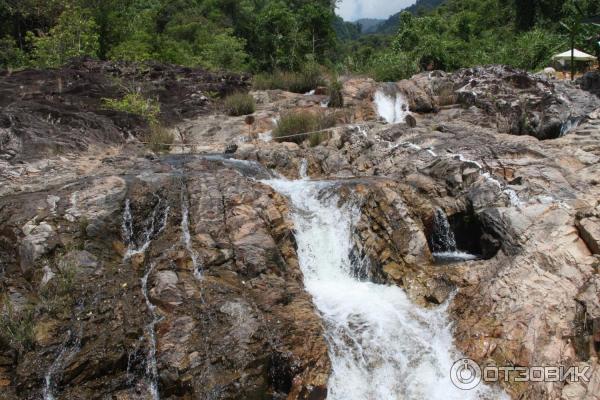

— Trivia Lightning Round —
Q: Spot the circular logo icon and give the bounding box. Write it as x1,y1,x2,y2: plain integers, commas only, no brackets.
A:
450,358,482,390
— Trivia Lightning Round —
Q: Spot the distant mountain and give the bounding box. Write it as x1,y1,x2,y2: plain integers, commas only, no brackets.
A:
333,16,361,41
376,0,446,34
355,18,385,34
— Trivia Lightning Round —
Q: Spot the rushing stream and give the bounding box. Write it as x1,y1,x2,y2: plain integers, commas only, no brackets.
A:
264,178,504,400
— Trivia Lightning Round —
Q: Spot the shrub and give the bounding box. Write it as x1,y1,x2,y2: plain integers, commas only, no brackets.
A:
273,110,336,144
328,80,344,108
367,52,419,82
39,262,77,318
253,64,325,93
147,125,174,153
223,93,255,116
0,296,35,352
102,92,161,125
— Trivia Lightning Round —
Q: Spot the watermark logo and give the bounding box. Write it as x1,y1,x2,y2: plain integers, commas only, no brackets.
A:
451,358,482,390
450,359,591,390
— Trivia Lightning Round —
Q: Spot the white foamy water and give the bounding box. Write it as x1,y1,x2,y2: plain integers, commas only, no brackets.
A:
122,196,170,260
374,90,410,124
263,179,505,400
181,186,202,279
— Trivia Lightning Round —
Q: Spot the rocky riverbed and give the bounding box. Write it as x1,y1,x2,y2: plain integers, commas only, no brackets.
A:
1,62,600,399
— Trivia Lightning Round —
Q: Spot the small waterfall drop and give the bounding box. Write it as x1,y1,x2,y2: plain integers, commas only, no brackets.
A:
122,196,170,398
122,195,170,260
42,304,83,400
180,185,202,279
43,329,81,400
263,178,504,400
374,89,410,124
299,159,309,180
430,208,478,262
559,117,582,137
141,261,161,400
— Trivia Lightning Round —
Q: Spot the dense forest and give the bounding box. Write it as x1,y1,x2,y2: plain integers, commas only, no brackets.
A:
1,0,599,82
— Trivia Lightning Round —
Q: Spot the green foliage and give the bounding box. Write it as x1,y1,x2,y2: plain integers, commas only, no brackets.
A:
328,80,344,108
273,110,336,144
0,0,335,73
102,92,161,125
223,92,255,116
200,31,248,72
0,36,28,69
505,28,564,70
28,6,100,68
0,296,35,352
368,52,419,82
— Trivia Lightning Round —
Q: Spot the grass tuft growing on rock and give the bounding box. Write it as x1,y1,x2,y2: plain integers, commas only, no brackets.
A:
327,80,344,108
0,295,35,352
147,125,175,153
223,92,255,116
253,64,324,94
273,110,336,145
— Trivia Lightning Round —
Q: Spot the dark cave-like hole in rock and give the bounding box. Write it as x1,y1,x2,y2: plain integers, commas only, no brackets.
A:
426,209,501,264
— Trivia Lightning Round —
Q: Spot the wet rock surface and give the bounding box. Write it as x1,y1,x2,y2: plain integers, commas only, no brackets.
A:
1,64,600,399
0,154,329,399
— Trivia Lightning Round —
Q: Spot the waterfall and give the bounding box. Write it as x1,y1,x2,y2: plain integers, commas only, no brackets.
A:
122,195,170,260
430,208,478,263
141,261,161,400
122,196,170,398
431,208,458,253
180,185,202,279
374,90,410,124
42,306,83,400
263,179,503,400
559,117,582,137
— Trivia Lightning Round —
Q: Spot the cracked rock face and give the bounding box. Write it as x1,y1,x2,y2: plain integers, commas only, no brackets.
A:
0,156,329,400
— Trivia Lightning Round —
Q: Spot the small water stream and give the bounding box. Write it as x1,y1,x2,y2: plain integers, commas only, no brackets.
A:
263,178,505,400
180,183,202,280
122,196,170,399
42,330,81,400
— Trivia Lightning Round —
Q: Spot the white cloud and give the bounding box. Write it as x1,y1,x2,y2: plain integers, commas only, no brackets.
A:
336,0,415,21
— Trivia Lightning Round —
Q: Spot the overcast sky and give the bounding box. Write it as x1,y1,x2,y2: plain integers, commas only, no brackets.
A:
336,0,416,21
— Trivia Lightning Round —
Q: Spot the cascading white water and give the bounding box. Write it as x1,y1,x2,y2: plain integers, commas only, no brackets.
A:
374,90,410,124
180,186,202,279
123,195,169,260
263,179,504,400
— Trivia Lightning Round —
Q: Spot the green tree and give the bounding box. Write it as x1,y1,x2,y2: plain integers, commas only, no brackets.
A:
28,5,99,67
199,31,248,72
